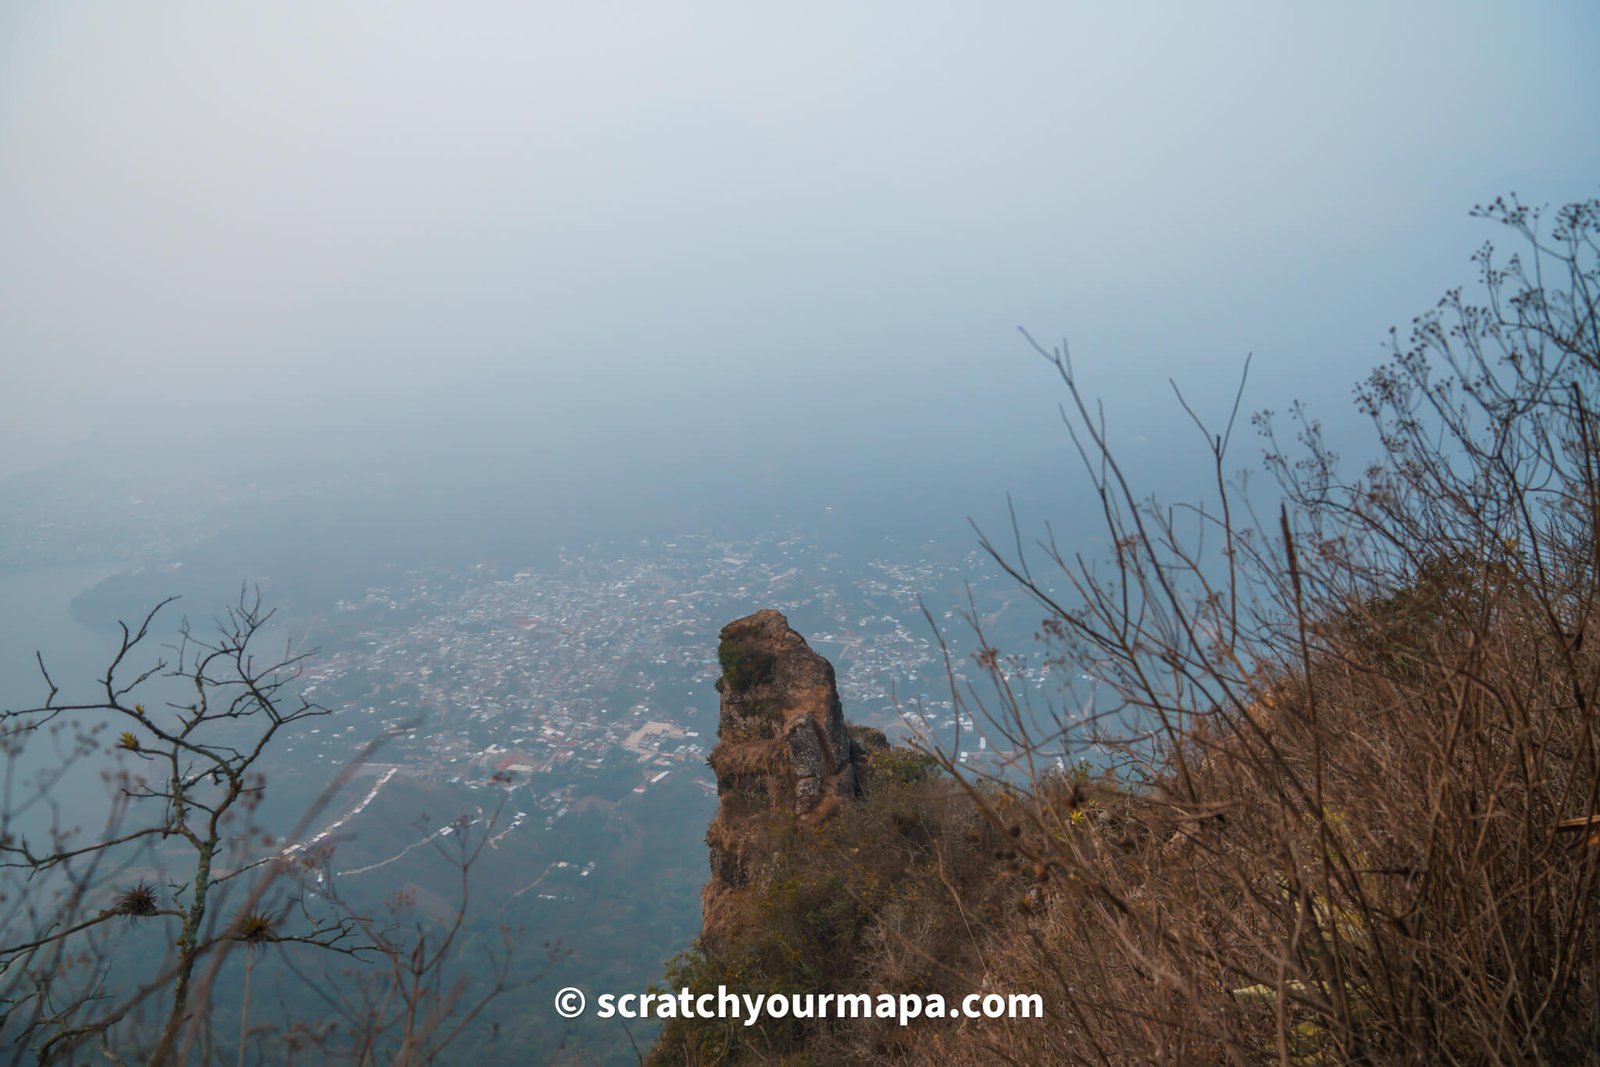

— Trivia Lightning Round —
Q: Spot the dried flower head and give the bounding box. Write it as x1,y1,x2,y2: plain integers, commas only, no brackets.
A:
232,910,276,946
113,881,160,919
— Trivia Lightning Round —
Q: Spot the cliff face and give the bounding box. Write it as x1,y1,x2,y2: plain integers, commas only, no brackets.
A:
701,609,885,950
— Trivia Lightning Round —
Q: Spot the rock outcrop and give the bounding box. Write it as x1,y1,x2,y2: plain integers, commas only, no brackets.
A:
700,609,885,950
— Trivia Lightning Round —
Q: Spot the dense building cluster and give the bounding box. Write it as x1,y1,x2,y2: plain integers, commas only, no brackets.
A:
279,534,999,855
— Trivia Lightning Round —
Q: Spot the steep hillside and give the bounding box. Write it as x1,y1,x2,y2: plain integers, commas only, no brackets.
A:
655,574,1600,1065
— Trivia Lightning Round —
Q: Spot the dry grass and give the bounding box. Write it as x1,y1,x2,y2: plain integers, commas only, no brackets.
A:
937,574,1600,1064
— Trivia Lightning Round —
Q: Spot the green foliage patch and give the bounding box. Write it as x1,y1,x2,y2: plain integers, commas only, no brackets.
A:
715,641,776,694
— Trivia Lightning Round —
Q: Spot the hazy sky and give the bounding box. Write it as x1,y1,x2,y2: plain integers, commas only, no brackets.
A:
2,2,1597,504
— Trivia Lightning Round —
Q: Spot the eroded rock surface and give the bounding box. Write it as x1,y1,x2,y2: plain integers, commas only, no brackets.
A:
700,609,885,950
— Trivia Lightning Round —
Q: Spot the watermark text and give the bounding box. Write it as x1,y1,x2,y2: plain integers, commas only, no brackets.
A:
554,985,1042,1027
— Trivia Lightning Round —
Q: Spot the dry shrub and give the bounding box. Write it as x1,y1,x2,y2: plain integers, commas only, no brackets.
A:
936,195,1600,1065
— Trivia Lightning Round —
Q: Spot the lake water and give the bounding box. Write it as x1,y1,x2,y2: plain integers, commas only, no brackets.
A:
0,560,185,836
0,561,132,708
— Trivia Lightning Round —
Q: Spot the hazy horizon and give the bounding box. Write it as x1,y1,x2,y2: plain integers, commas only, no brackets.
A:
2,1,1598,713
5,3,1596,521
